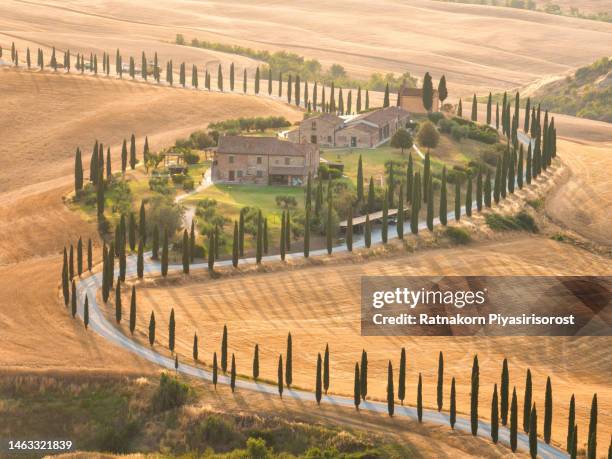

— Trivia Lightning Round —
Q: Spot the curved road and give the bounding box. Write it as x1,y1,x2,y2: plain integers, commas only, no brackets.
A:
74,185,566,459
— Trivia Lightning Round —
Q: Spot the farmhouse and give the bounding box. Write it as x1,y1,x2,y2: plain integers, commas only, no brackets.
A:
213,136,319,186
398,85,439,114
288,106,413,149
287,113,344,147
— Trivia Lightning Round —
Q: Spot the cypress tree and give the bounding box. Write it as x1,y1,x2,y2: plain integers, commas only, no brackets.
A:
437,75,447,105
263,217,268,254
486,92,492,125
524,97,531,133
427,180,434,231
360,349,367,400
524,369,533,432
423,152,430,203
454,181,461,221
417,373,423,422
465,174,472,217
364,214,371,248
544,376,553,444
230,354,236,392
295,74,301,106
193,333,198,361
508,149,516,194
142,52,147,80
398,347,406,405
254,66,260,94
304,206,310,257
70,280,77,318
437,351,444,411
121,139,127,173
567,394,575,452
241,68,246,93
356,86,362,113
182,229,189,274
285,212,291,251
495,102,499,130
106,147,112,180
232,221,239,267
139,200,146,245
239,209,245,256
410,172,420,234
152,226,159,260
517,145,524,189
422,72,433,112
221,324,228,373
588,393,597,459
353,362,360,409
189,220,195,262
217,64,223,91
367,177,375,212
230,62,234,91
529,404,538,459
148,311,155,346
571,425,578,459
383,83,390,107
74,148,83,193
471,355,479,436
315,353,322,405
356,155,364,201
346,89,351,114
476,169,483,211
382,188,388,243
510,387,518,452
285,332,293,387
492,383,499,443
77,237,83,276
326,184,333,254
213,352,218,388
278,355,283,398
83,295,89,329
256,210,263,264
526,143,532,184
338,87,344,114
129,285,136,335
500,358,509,425
168,308,175,353
450,377,456,429
387,361,394,417
397,184,404,239
484,170,492,208
313,81,318,111
328,81,334,112
471,94,478,121
458,99,463,117
253,344,259,379
439,167,447,225
365,89,369,110
161,228,169,277
494,156,502,204
280,211,286,260
101,245,109,303
287,74,292,104
130,134,136,169
267,68,272,95
115,277,122,323
87,238,93,271
278,72,282,97
69,245,74,280
129,212,136,251
323,343,330,394
192,64,198,88
346,206,353,251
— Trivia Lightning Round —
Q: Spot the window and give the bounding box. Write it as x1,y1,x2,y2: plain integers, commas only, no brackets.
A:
256,170,263,178
237,170,243,177
311,121,316,130
351,136,357,147
228,155,234,164
284,157,291,165
327,136,332,143
256,156,262,164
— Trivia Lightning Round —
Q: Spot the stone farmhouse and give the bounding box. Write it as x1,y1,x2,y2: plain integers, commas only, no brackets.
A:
287,106,412,149
212,136,319,186
398,85,439,114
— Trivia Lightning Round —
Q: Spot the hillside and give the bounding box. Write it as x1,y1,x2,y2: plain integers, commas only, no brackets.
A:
531,57,611,122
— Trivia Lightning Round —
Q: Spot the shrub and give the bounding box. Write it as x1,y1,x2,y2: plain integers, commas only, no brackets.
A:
445,226,471,244
446,168,467,185
152,373,190,412
147,196,184,238
245,437,271,459
275,195,298,208
428,111,445,124
485,211,538,232
184,150,200,164
149,175,171,195
438,118,454,133
451,124,469,141
171,174,185,184
417,121,440,150
183,176,195,191
318,163,342,180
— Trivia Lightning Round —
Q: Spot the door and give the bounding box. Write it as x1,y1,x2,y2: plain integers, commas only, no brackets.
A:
311,135,317,144
228,170,235,181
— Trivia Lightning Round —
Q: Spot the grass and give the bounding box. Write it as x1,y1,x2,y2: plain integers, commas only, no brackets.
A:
485,211,538,233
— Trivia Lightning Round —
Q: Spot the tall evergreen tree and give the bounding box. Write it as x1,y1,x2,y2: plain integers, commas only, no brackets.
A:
492,384,500,443
253,344,259,379
382,188,389,243
182,229,190,274
229,62,234,91
422,72,433,112
267,68,272,95
304,206,310,257
239,209,245,256
588,393,597,459
230,354,236,392
315,353,322,405
217,64,223,91
70,280,77,317
423,153,431,203
221,324,228,373
484,170,492,208
364,214,371,248
128,212,136,251
161,228,169,277
254,66,260,94
383,83,390,107
148,311,155,346
232,221,239,267
256,210,263,264
354,362,361,410
436,351,444,411
471,94,478,121
417,373,423,422
285,332,293,387
440,167,448,225
437,75,448,106
367,176,375,212
529,404,538,459
326,183,333,253
74,148,83,193
115,278,122,323
278,355,283,398
87,238,93,271
398,347,406,405
458,99,463,117
360,349,367,400
192,64,198,88
130,134,136,169
76,237,83,276
567,394,575,453
486,93,492,125
500,358,509,425
323,343,330,394
295,74,301,106
346,206,353,251
83,295,89,329
168,308,175,352
152,225,159,260
365,89,369,110
397,184,404,239
213,352,218,388
450,377,457,429
243,68,247,93
510,387,518,452
465,175,472,217
137,239,144,279
193,333,198,361
356,155,364,201
411,172,421,234
287,74,292,104
454,181,461,221
544,376,553,444
387,361,394,417
471,355,479,436
524,369,533,432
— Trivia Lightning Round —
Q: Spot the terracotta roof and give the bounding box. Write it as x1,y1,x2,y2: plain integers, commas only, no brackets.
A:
341,123,379,134
350,106,411,128
218,136,318,157
306,113,344,125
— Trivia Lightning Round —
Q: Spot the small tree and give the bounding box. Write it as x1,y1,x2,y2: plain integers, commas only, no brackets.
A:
491,383,499,443
253,344,259,380
285,332,293,387
417,373,423,422
129,286,136,334
544,376,553,444
221,324,228,373
510,387,518,452
230,354,236,392
529,403,538,459
417,121,439,151
353,363,360,410
148,311,156,346
315,353,322,405
450,377,456,429
398,347,406,405
437,351,444,411
323,343,330,394
168,308,176,353
115,278,122,323
567,394,575,452
277,355,284,398
193,333,198,361
471,355,479,436
212,352,218,388
387,361,394,417
390,129,413,153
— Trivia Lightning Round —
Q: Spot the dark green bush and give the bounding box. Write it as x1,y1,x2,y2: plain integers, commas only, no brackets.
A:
445,226,471,244
151,373,190,412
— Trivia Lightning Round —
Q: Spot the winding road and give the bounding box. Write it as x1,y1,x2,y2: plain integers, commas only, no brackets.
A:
73,159,566,458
